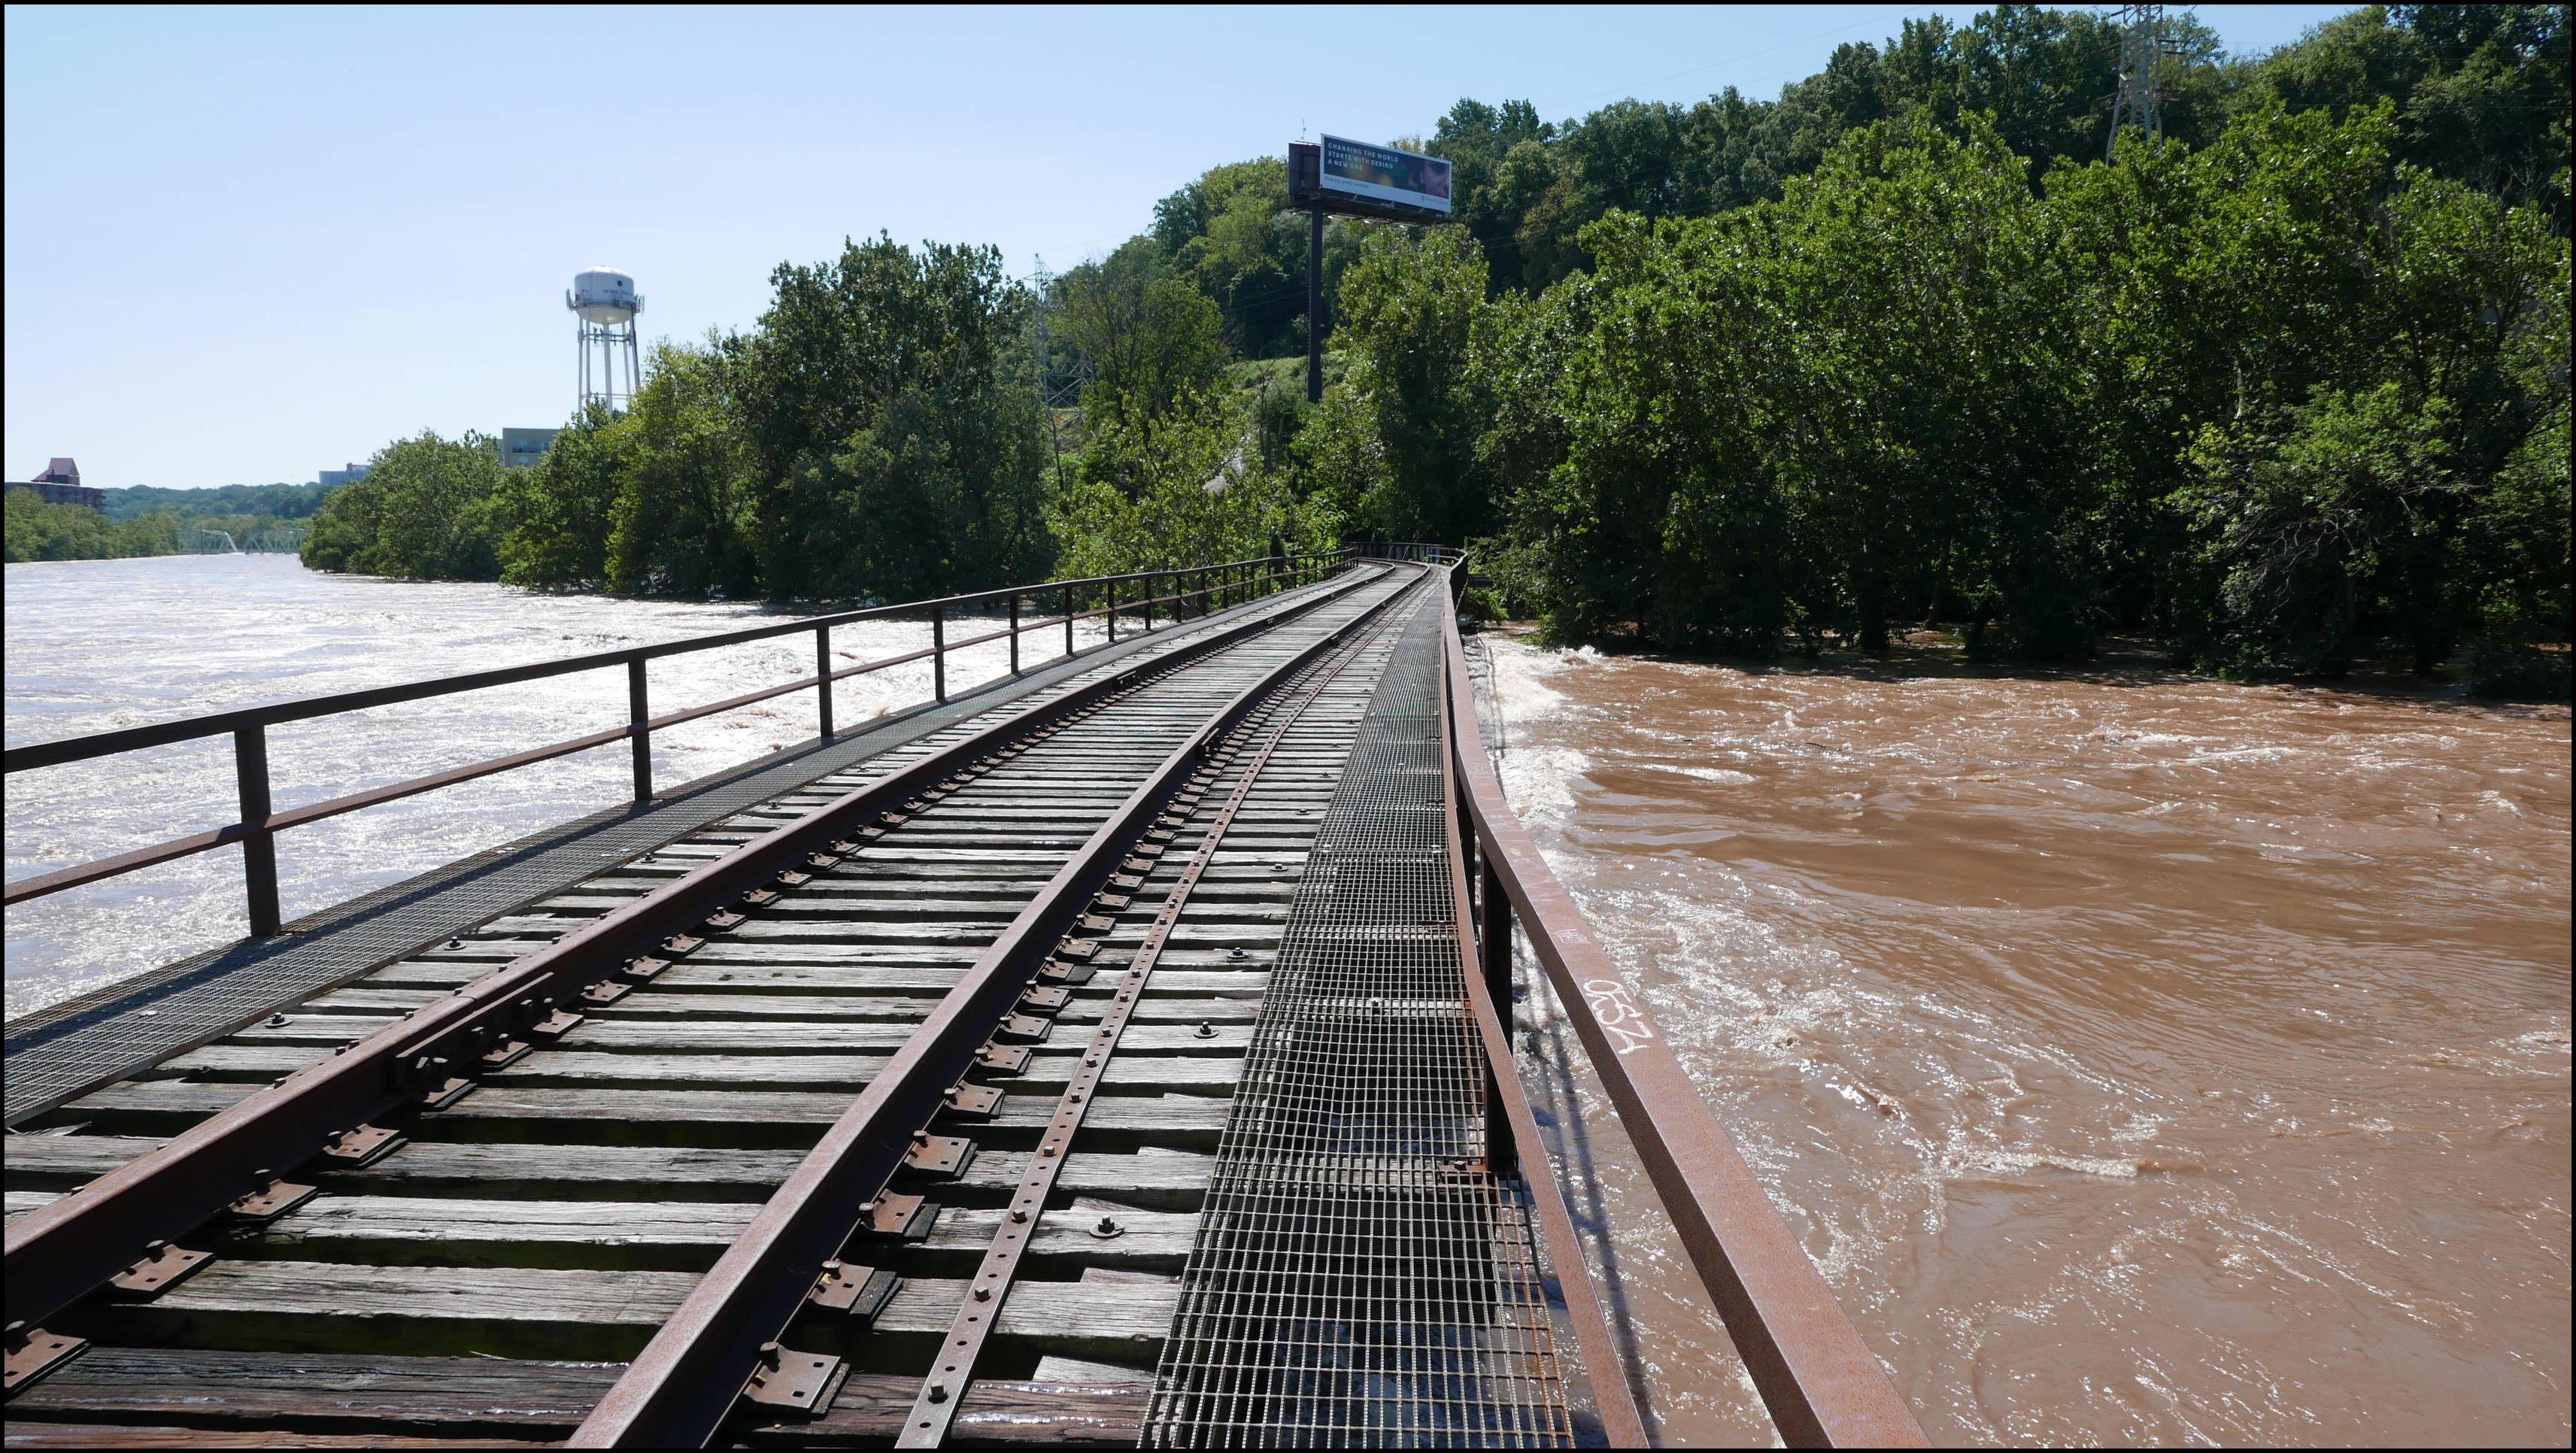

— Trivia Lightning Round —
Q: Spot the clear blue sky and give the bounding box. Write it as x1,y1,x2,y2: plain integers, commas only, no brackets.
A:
5,4,2356,491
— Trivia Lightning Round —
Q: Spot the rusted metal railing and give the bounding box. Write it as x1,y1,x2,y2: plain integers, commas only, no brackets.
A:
1436,564,1928,1448
2,551,1346,936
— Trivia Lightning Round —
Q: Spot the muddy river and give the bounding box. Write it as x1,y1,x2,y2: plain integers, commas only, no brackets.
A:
1481,633,2569,1445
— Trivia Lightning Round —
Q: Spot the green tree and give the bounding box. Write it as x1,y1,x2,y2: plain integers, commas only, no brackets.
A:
605,342,759,596
727,234,1053,599
1314,226,1497,544
1151,157,1311,356
1054,389,1334,580
300,431,509,579
1055,242,1225,431
501,402,630,587
5,492,181,562
2183,384,2456,673
2238,5,2569,223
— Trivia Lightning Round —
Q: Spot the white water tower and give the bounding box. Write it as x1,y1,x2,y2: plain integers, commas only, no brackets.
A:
566,265,645,412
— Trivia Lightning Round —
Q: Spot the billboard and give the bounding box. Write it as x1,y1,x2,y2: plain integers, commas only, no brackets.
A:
1317,135,1452,216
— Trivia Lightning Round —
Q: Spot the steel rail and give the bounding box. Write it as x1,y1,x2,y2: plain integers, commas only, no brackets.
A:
1437,601,1928,1448
567,572,1427,1448
0,569,1382,1339
1434,628,1650,1449
893,590,1392,1448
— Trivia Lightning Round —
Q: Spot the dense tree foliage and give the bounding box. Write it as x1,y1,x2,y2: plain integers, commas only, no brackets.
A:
311,239,1080,602
1051,384,1327,580
300,3,2564,692
1477,100,2562,684
1360,4,2561,693
302,431,511,579
102,482,335,523
10,479,322,560
5,490,181,563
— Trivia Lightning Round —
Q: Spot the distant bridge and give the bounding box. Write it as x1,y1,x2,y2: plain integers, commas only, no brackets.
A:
2,549,1922,1448
184,526,304,554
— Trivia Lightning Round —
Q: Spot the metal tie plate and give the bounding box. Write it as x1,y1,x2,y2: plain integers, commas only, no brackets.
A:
740,1341,845,1415
857,1192,938,1240
226,1179,318,1223
317,1124,405,1167
992,1013,1053,1044
2,1327,87,1394
942,1082,1004,1118
903,1134,976,1179
808,1261,901,1323
106,1241,213,1300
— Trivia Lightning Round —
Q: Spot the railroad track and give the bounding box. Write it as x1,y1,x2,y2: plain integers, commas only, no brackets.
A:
5,563,1473,1448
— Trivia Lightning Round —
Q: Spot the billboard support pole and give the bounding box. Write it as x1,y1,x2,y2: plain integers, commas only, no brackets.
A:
1306,203,1324,404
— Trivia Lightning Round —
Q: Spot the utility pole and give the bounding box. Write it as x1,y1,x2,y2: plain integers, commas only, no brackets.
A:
1305,204,1324,404
1291,141,1327,404
2107,2,2168,157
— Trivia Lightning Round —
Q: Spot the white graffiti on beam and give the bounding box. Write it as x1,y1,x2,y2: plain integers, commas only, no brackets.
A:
1582,978,1655,1055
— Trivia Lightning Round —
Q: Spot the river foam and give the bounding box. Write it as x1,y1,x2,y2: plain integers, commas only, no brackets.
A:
1479,628,2571,1447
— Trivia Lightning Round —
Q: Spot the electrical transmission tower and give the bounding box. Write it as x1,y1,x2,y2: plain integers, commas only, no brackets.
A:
2107,2,2168,157
1030,256,1055,411
1027,256,1089,429
1029,257,1090,469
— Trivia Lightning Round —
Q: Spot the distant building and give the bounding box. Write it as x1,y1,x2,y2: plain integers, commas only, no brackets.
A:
499,427,560,469
7,457,105,510
318,463,372,488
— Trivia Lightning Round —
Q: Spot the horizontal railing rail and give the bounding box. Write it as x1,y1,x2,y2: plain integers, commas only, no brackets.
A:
1345,539,1466,565
1436,561,1928,1448
3,550,1350,935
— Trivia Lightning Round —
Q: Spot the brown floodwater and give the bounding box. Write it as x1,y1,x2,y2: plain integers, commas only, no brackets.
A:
1478,634,2570,1447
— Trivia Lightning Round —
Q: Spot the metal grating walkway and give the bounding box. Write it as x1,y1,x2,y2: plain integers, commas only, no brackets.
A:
1147,593,1574,1449
2,581,1343,1125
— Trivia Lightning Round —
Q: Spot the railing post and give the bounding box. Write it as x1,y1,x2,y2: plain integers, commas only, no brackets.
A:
1106,584,1116,644
1063,585,1076,658
815,625,834,741
234,725,281,938
1143,576,1154,632
932,605,947,703
1008,593,1021,676
1479,852,1518,1176
627,659,652,802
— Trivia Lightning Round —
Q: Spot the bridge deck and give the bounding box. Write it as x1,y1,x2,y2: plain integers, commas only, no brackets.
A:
4,565,1619,1448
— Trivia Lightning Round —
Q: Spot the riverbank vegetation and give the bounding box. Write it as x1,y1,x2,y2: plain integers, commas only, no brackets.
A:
7,481,336,563
301,4,2566,692
104,482,332,554
5,490,182,563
